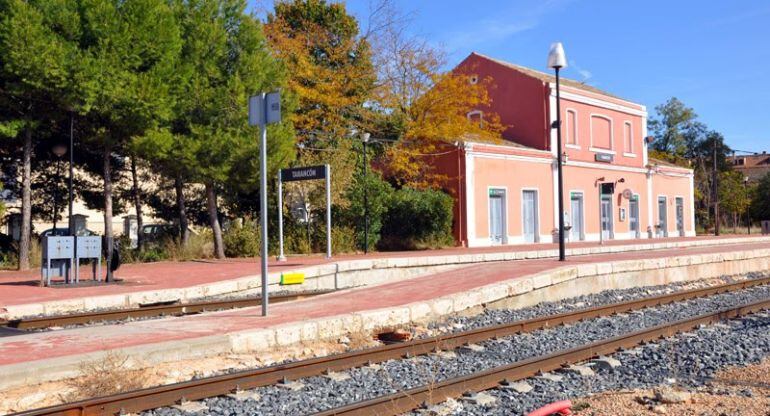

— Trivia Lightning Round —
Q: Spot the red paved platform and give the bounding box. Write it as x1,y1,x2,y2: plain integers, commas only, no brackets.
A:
1,240,769,367
0,235,762,307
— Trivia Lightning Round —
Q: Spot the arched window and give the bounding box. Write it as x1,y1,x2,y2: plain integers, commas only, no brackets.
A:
590,114,613,150
623,121,634,155
467,110,483,128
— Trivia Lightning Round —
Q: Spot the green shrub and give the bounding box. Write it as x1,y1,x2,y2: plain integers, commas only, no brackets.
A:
223,219,261,258
327,226,357,254
379,188,454,251
341,171,394,251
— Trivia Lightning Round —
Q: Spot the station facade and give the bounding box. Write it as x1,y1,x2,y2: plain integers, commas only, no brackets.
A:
435,53,695,247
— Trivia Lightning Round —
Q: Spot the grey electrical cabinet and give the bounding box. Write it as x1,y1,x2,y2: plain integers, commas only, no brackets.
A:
75,236,102,282
41,236,75,286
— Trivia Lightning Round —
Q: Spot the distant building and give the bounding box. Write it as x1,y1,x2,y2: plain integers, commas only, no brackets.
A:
728,152,770,182
432,52,695,247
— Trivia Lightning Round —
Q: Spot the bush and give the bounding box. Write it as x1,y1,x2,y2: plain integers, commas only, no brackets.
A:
341,171,394,251
223,219,261,258
379,188,454,251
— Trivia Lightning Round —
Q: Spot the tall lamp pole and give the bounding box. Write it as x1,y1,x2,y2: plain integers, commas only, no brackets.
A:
68,113,74,235
52,144,67,231
548,42,567,261
744,176,750,235
713,140,720,236
361,132,370,254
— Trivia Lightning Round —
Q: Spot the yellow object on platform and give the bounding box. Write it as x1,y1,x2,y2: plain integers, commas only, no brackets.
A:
280,272,305,285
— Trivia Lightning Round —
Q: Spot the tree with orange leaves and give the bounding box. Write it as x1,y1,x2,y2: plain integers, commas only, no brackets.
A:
365,1,504,188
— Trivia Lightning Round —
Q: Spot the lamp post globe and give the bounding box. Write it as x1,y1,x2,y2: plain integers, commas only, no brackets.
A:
548,42,567,261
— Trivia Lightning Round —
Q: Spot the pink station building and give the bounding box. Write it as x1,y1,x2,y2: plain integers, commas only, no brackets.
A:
434,53,695,247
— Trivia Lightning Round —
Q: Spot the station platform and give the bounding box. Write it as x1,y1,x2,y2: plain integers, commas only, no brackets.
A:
1,235,766,312
1,235,770,393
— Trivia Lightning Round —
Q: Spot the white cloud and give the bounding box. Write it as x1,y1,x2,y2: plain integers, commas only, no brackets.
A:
440,0,573,52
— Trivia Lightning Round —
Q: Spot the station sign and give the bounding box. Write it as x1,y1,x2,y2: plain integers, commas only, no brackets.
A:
600,182,615,195
280,165,327,182
595,153,614,163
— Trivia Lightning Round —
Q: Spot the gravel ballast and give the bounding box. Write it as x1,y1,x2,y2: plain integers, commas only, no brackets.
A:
142,274,770,416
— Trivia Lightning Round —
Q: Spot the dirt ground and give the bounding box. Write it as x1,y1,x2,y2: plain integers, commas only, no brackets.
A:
573,358,770,416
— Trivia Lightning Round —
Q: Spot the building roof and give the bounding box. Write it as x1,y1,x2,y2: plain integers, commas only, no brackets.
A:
729,153,770,167
470,52,628,101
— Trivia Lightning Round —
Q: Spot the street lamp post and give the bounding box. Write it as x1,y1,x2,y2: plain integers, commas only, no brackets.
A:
744,176,751,235
52,144,67,231
361,132,370,254
68,113,74,236
548,42,567,261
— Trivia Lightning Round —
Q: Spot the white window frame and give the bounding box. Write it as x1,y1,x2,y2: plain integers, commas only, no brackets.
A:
589,113,614,153
622,121,636,157
487,186,508,245
521,188,541,243
467,110,484,128
568,190,586,241
565,108,579,149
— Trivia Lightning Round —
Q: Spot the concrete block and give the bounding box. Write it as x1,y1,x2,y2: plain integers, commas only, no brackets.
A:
531,273,552,289
452,290,484,312
182,284,207,300
595,262,613,276
538,249,558,258
408,302,433,322
229,329,276,352
83,294,128,312
358,307,410,331
202,280,239,297
4,303,45,320
479,284,509,304
299,321,318,341
429,297,454,316
274,323,303,346
507,278,534,296
575,263,598,278
43,298,87,316
551,267,578,285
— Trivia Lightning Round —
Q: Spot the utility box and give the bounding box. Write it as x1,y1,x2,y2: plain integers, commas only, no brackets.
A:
75,236,102,282
123,215,138,249
762,221,770,235
41,236,74,286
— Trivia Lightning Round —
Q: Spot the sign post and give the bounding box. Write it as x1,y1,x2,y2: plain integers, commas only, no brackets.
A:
249,91,281,317
277,165,332,260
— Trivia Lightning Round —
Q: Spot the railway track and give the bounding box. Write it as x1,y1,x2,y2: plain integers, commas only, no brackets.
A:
0,290,334,331
12,276,770,416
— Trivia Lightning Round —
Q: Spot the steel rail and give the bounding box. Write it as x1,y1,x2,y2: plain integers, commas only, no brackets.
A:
1,290,334,330
314,297,770,416
11,277,770,416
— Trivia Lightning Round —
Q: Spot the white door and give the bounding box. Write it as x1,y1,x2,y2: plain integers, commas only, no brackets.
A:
522,190,538,243
601,196,613,240
570,194,584,241
675,197,684,237
658,197,668,237
629,198,640,238
489,190,505,244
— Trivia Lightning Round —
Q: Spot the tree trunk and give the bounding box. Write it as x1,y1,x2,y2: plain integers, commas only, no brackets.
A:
130,156,143,250
174,175,189,245
18,130,32,271
103,145,114,281
205,182,225,259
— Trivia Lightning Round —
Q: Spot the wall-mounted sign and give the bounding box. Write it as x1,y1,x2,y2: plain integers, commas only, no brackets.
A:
280,165,327,182
489,188,505,196
595,153,614,163
619,207,626,222
600,182,615,195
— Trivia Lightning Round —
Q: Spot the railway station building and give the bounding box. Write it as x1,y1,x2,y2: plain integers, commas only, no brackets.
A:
434,53,695,247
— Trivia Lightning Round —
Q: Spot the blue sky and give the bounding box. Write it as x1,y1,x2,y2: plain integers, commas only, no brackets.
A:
258,0,770,153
